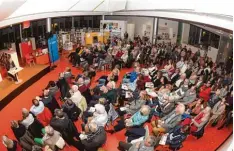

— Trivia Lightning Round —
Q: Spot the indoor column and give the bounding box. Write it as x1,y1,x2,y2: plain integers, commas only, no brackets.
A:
46,18,52,33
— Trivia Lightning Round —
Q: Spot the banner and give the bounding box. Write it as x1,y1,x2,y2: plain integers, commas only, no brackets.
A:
48,34,59,63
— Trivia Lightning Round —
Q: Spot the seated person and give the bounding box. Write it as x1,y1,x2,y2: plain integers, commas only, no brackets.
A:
174,73,186,89
77,122,106,151
122,66,140,84
34,126,65,150
86,104,108,127
118,135,159,151
62,99,81,122
118,91,147,116
106,105,151,134
75,78,89,93
178,86,196,105
45,81,59,97
209,98,226,126
80,49,94,70
187,98,205,116
101,82,117,104
189,71,198,85
208,89,221,108
152,103,185,135
181,106,211,133
98,51,113,70
69,85,83,107
165,125,190,150
170,68,180,84
199,81,212,102
30,98,52,126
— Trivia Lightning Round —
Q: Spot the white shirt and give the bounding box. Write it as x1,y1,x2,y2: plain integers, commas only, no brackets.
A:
21,114,34,129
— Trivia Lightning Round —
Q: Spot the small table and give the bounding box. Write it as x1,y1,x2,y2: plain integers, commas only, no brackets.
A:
35,54,50,65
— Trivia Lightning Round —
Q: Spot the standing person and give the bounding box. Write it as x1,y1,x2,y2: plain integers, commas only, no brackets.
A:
20,108,44,138
2,135,22,151
50,110,80,148
11,120,36,151
56,73,71,99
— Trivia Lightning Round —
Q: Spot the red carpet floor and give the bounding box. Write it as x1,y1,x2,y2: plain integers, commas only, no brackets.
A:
0,57,232,151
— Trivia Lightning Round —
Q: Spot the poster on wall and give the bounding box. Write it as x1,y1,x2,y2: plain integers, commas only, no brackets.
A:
48,34,59,63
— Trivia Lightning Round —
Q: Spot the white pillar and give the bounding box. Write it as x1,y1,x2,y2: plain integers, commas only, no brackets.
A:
102,15,105,20
152,18,158,44
46,18,52,32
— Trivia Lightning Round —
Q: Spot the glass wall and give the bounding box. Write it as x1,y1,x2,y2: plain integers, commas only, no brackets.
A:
0,15,102,50
188,24,220,49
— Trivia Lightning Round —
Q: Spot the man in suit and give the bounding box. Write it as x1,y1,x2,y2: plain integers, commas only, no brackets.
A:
152,103,185,135
170,68,180,84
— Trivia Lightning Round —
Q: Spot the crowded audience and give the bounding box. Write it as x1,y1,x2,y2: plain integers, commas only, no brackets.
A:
2,36,233,151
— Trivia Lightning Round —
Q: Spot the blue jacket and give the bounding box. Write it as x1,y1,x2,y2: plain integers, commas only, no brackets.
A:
129,71,138,83
131,111,149,126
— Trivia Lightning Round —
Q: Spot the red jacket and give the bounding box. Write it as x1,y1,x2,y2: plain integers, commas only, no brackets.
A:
115,51,124,59
37,107,52,126
199,85,211,102
78,84,88,93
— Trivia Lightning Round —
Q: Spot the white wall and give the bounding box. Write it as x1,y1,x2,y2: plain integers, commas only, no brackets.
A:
158,18,179,44
182,23,190,43
105,16,154,42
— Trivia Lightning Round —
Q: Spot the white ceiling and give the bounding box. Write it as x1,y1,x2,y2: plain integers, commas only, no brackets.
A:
0,0,233,30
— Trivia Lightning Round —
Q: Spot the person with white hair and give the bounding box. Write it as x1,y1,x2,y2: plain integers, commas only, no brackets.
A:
20,108,44,138
88,104,108,127
77,122,107,151
152,103,185,135
101,81,117,104
34,125,65,150
118,135,159,151
70,85,83,106
174,73,186,89
106,105,151,134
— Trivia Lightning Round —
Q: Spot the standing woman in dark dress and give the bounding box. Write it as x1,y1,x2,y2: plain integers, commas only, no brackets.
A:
56,73,71,99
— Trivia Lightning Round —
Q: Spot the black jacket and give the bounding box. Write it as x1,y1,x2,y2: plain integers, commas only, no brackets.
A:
81,127,106,151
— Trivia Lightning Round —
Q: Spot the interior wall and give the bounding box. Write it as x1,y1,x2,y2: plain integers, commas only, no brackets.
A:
105,16,154,42
158,18,179,44
181,23,190,44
